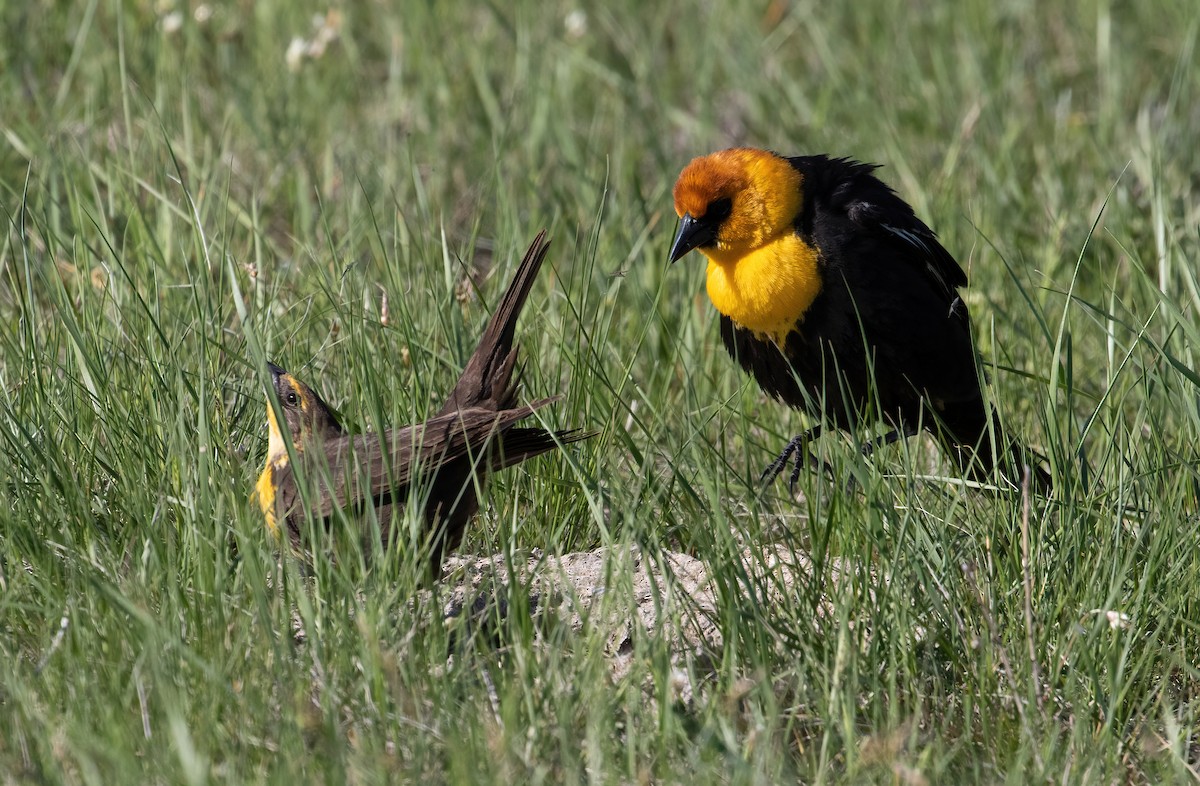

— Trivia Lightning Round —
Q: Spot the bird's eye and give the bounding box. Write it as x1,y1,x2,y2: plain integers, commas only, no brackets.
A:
285,391,299,406
706,196,733,222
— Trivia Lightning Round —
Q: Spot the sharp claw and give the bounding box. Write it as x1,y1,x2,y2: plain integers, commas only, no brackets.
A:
762,426,823,489
760,447,789,485
787,448,804,495
764,425,918,496
760,436,798,485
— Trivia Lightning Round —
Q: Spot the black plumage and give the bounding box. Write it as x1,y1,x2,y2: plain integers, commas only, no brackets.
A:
672,151,1050,490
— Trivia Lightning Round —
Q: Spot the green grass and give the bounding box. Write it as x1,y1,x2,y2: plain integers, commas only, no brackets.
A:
3,0,1200,781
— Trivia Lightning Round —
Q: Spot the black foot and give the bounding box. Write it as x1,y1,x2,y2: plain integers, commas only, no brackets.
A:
761,425,920,496
761,426,825,494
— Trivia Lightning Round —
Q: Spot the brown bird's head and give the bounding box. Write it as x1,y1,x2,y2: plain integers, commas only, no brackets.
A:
669,148,804,265
264,362,344,467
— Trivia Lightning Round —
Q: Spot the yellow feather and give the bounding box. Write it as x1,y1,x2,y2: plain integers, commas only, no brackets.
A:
681,149,821,342
257,394,292,537
704,234,821,343
254,463,281,536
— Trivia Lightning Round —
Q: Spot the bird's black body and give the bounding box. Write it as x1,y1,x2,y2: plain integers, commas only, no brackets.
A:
722,156,978,428
682,154,1047,488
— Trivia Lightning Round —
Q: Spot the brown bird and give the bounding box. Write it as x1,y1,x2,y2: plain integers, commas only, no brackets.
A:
254,231,590,563
669,148,1050,491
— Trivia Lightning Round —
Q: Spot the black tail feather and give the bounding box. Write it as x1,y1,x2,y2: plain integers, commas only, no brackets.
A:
935,398,1053,493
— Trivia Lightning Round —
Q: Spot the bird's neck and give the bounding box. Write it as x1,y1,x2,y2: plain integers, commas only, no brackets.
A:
265,404,291,465
704,233,822,343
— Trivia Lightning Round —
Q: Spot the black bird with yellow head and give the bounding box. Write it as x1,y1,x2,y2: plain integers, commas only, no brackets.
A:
670,147,1050,491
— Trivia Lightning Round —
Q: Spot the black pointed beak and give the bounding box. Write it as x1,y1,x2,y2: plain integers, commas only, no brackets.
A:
669,213,717,263
267,362,287,383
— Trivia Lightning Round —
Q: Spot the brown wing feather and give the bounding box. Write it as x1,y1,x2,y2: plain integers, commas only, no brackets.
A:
276,402,553,522
268,231,594,562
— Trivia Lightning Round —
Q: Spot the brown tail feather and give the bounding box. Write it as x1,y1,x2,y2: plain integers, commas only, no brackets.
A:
438,231,551,415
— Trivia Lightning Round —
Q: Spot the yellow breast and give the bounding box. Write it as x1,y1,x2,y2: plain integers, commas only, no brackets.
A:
253,459,285,536
703,233,822,343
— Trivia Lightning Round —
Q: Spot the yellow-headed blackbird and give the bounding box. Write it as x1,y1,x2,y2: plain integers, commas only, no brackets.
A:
255,231,590,562
669,148,1049,490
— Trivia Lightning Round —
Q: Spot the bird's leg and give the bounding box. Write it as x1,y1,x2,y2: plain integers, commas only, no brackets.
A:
761,425,824,488
826,425,920,494
789,447,836,494
860,424,919,457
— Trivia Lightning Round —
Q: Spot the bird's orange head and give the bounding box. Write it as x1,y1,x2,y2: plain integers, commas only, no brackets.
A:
264,363,344,467
669,148,805,265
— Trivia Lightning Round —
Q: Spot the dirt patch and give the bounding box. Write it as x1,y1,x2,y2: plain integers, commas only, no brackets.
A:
438,544,819,699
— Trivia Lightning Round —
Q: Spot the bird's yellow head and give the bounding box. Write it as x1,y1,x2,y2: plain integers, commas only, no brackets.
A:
669,148,805,266
668,148,822,340
263,362,344,467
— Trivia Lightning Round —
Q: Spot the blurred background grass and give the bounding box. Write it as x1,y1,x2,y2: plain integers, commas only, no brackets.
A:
2,0,1199,781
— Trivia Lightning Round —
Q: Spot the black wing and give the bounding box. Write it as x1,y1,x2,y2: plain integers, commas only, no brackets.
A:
789,155,968,301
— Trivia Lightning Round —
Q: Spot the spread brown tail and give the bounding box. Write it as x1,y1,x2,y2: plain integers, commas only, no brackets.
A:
935,398,1053,493
421,231,591,559
438,230,551,415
